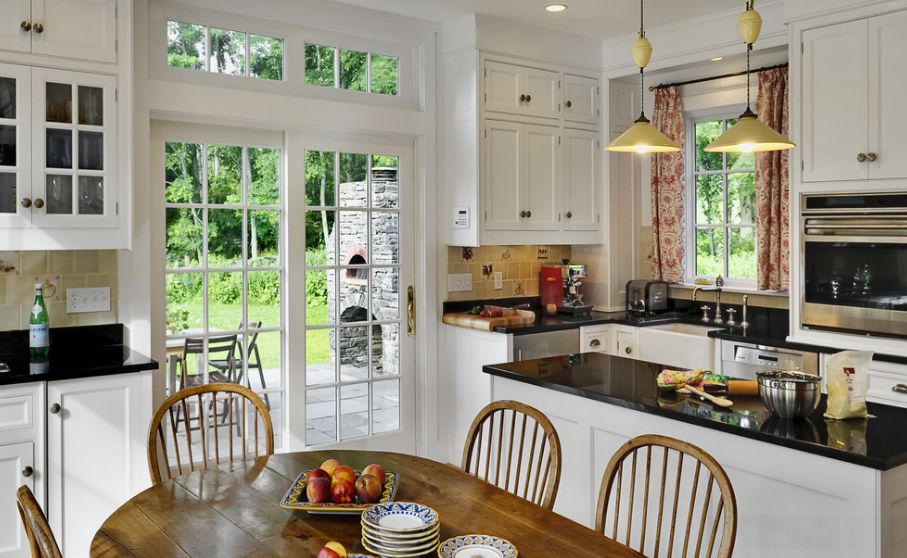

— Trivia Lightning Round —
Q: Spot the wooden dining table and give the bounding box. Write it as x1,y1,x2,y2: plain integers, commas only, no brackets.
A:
90,450,644,557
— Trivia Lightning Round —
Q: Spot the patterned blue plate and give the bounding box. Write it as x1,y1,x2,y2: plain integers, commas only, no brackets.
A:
362,502,439,532
437,535,518,558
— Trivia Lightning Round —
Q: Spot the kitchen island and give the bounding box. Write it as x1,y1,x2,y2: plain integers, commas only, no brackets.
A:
483,352,907,558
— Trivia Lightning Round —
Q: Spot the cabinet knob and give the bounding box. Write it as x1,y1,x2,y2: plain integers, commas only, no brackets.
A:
625,346,632,355
21,197,32,208
857,153,867,162
50,403,61,414
565,100,572,108
525,210,531,218
525,94,531,103
566,211,573,218
893,384,907,395
21,466,33,478
20,20,32,31
33,23,43,34
520,210,527,218
519,94,526,103
34,198,44,209
867,152,877,162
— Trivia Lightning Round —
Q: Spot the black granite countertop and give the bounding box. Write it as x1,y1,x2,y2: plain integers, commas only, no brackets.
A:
484,352,907,470
0,324,158,386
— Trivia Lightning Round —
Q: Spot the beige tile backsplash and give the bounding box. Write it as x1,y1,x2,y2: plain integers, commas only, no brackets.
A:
446,245,572,301
0,250,118,331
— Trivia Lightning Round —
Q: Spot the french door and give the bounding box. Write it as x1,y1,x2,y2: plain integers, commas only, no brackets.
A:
288,135,416,454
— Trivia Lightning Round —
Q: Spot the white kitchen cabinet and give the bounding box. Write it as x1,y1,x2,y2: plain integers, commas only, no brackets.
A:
483,121,559,232
563,74,599,125
580,325,610,354
563,128,599,231
0,62,31,230
46,372,152,558
801,10,907,183
0,442,35,558
614,326,637,359
0,0,117,63
483,60,559,120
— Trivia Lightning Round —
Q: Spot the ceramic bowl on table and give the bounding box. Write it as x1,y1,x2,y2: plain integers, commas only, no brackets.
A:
361,502,440,557
756,370,822,419
437,534,518,558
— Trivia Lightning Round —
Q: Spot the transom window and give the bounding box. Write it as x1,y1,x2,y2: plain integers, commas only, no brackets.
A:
167,20,284,80
688,115,757,283
304,43,399,96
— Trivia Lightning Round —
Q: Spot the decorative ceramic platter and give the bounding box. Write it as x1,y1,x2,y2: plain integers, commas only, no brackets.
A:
280,470,399,514
362,521,440,544
361,502,439,532
437,535,518,558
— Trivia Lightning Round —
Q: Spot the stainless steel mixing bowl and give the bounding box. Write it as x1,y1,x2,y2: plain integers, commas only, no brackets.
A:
756,371,822,419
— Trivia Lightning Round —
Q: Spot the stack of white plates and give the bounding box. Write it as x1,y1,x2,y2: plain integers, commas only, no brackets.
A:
361,502,440,557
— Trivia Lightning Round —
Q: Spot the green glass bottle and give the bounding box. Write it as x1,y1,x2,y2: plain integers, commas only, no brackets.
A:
29,283,50,359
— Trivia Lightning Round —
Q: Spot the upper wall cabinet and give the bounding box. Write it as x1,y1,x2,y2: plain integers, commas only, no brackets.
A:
0,0,117,63
563,74,599,125
484,61,561,120
801,10,907,182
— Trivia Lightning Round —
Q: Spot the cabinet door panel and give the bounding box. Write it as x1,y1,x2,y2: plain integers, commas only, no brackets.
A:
802,20,868,182
523,125,559,230
30,0,117,63
0,0,31,54
0,442,34,558
0,63,30,230
484,121,523,231
47,373,151,558
483,61,523,116
868,11,907,180
564,129,598,231
524,68,560,119
564,74,599,124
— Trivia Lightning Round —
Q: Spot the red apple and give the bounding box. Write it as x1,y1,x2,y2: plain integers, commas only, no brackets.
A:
361,463,386,481
321,541,347,558
320,458,341,476
331,465,356,485
331,479,355,504
317,548,341,558
306,468,330,482
306,477,331,503
355,473,382,504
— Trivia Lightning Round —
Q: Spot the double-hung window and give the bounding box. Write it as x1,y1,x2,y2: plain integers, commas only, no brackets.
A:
687,112,757,285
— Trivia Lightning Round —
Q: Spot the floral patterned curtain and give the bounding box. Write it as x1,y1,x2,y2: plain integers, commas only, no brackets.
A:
650,86,686,283
755,67,790,291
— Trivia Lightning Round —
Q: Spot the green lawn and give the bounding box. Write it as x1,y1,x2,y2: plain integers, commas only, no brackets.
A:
167,300,331,372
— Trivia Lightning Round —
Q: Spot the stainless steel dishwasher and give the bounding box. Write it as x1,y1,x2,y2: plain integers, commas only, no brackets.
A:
512,329,580,361
720,340,819,380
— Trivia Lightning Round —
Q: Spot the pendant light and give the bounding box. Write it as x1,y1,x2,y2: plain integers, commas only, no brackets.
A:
606,0,681,153
705,1,794,153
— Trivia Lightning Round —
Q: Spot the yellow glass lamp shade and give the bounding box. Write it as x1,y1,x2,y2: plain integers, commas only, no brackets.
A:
737,8,762,45
632,36,652,69
704,109,794,153
606,115,681,153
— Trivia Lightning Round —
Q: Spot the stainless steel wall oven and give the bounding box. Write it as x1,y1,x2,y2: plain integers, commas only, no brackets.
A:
801,192,907,337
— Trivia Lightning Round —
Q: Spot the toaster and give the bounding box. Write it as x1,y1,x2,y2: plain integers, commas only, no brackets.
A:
625,280,670,314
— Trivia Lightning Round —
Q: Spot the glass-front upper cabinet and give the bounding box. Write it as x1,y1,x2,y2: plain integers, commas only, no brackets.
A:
31,67,116,228
0,62,31,229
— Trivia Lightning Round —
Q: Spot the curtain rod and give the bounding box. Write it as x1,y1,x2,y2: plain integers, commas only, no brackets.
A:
648,62,788,92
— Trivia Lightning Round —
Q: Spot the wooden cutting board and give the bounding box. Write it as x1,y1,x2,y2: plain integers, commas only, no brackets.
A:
442,308,536,331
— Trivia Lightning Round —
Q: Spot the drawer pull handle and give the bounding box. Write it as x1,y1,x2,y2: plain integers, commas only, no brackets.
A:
625,346,632,355
50,403,61,414
590,339,601,347
22,466,33,478
892,384,907,395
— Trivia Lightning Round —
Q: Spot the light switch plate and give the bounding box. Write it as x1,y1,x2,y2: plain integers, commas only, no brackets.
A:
447,273,473,292
66,287,111,314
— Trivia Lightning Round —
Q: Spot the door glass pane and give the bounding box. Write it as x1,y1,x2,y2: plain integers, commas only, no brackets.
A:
305,150,335,206
166,207,204,269
207,145,242,204
248,271,280,327
0,174,15,213
46,83,72,123
249,330,281,388
728,173,755,224
339,49,367,91
306,328,335,385
78,132,103,170
370,54,398,95
78,176,103,215
339,326,369,381
0,77,14,119
374,323,399,377
306,210,335,266
372,212,398,264
248,209,279,267
372,378,399,434
249,147,279,205
78,86,103,126
207,208,243,268
249,35,283,81
209,28,246,76
306,269,334,325
0,126,15,166
696,228,725,277
208,271,243,332
46,130,72,169
306,387,336,445
46,175,73,214
305,44,335,87
372,267,399,321
165,142,203,203
339,152,367,207
371,157,398,208
340,383,369,439
167,21,207,70
165,272,203,334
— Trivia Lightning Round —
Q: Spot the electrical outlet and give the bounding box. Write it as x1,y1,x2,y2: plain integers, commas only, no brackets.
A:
66,287,111,314
447,273,473,292
493,271,503,290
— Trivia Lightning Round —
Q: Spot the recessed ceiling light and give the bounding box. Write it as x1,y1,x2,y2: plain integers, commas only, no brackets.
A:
711,56,724,62
545,4,567,13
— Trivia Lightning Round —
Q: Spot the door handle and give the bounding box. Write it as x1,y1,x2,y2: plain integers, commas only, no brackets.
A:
407,286,415,337
21,466,33,478
50,403,61,414
892,384,907,395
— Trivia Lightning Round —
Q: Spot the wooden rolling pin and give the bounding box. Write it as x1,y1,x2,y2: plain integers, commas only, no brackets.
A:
727,380,759,396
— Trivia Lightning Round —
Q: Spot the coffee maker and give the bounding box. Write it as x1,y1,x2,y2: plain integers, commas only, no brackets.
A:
557,264,593,316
